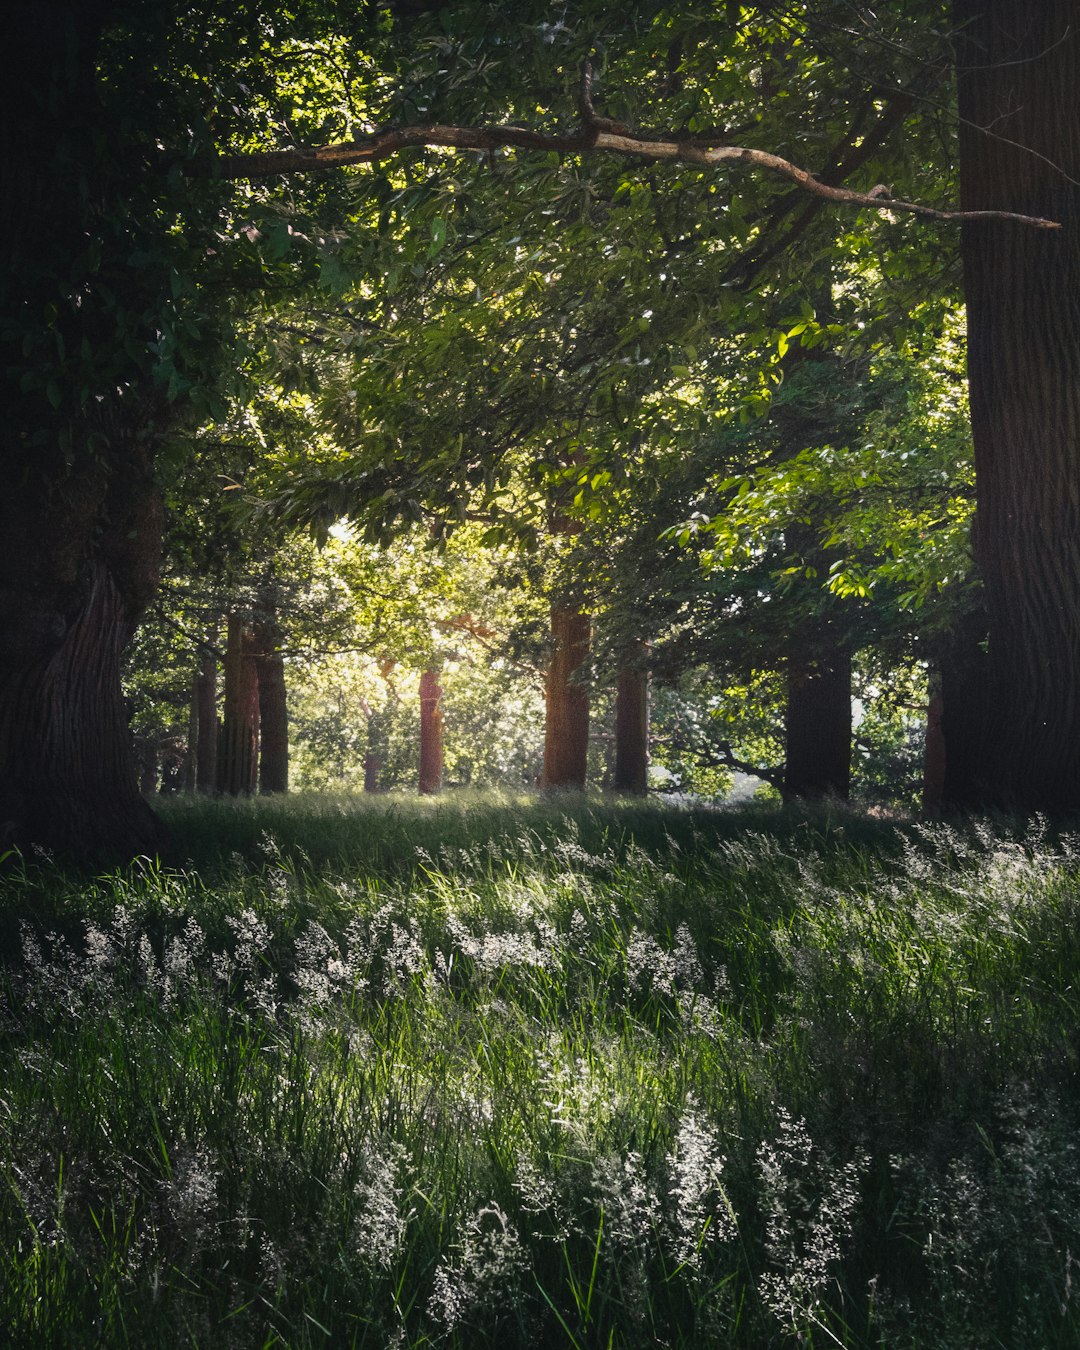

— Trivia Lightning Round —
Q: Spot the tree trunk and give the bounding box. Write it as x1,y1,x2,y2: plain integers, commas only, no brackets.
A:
0,7,168,861
954,0,1080,811
364,755,382,794
138,738,160,797
543,607,591,789
613,659,649,795
253,615,288,795
183,680,198,793
195,650,218,793
217,613,259,796
922,673,947,816
418,667,444,794
782,650,852,802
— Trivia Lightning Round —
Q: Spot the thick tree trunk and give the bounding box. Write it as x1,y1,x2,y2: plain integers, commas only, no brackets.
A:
0,7,168,861
543,607,591,789
253,616,288,795
217,613,259,796
954,1,1080,811
782,650,852,802
194,650,218,793
418,667,444,794
613,660,649,795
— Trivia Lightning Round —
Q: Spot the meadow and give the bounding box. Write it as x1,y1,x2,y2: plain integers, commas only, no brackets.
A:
1,793,1079,1348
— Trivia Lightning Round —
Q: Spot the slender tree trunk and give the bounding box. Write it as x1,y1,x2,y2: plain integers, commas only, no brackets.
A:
954,0,1080,811
183,681,198,793
613,657,649,795
543,606,591,789
138,739,160,796
195,650,218,793
782,650,852,802
217,612,259,796
922,672,946,816
418,667,444,794
253,614,288,795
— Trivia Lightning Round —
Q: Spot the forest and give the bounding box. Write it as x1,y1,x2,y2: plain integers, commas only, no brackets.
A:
3,1,1080,1346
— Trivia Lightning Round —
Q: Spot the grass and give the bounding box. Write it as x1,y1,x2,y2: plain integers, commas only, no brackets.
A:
1,792,1079,1347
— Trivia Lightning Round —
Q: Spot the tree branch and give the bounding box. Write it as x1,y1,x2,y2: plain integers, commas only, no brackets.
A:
208,121,1060,230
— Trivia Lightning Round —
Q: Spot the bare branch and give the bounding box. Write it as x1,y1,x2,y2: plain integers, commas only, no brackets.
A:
209,122,1060,230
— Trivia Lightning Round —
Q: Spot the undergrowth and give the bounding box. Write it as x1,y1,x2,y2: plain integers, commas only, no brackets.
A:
1,793,1078,1347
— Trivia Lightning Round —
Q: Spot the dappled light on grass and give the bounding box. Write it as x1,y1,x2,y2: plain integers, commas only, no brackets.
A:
1,797,1080,1345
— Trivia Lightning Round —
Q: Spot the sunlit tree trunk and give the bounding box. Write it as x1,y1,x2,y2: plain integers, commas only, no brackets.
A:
217,612,259,796
952,0,1080,811
254,609,288,795
782,650,852,802
543,607,590,789
613,654,649,795
418,667,444,794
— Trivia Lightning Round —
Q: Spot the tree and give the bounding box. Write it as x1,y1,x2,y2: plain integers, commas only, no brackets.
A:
5,0,1061,860
945,1,1080,812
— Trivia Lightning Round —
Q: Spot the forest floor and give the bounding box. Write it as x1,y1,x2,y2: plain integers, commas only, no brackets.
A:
1,792,1078,1348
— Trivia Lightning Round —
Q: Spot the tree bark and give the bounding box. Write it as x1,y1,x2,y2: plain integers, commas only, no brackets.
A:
254,616,289,795
418,667,444,794
542,606,591,789
613,659,649,795
782,650,852,802
194,650,218,793
217,613,259,796
953,0,1080,811
0,6,169,861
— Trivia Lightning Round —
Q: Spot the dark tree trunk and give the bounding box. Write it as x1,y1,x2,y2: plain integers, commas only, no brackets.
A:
0,6,169,861
922,672,947,816
138,739,160,797
253,615,288,795
613,660,649,795
183,681,198,793
543,607,590,789
194,650,218,793
782,650,852,802
954,0,1080,811
938,607,992,810
418,668,444,794
217,613,259,796
364,755,382,794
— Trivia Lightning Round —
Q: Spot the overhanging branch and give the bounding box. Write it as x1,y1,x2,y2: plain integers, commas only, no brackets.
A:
209,122,1060,230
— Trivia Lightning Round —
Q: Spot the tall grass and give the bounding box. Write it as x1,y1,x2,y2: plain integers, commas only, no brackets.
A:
1,794,1078,1347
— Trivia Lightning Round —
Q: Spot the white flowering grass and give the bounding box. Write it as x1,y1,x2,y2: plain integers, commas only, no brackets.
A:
0,796,1079,1347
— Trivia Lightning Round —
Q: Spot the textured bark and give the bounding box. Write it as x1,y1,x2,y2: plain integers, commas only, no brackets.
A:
364,756,382,794
954,0,1080,811
418,668,444,794
217,613,259,796
613,663,649,795
542,607,591,789
254,618,289,795
0,6,168,861
194,651,218,793
782,651,852,802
